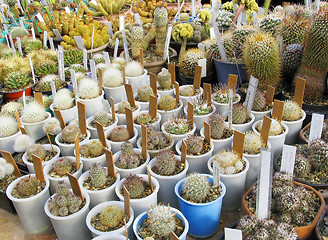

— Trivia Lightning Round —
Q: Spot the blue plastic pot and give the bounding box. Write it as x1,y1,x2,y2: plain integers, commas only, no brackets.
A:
214,59,247,88
174,175,226,238
133,207,189,240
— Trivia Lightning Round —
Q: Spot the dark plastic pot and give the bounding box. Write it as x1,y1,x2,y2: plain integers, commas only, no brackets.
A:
214,59,247,88
169,41,198,56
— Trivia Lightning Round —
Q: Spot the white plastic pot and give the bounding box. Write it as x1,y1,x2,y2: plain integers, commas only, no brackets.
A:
282,109,306,145
200,126,234,154
113,148,150,179
133,111,161,138
176,139,214,174
0,130,21,154
252,121,289,160
6,174,52,235
103,84,125,104
78,169,120,208
92,234,129,240
136,136,175,159
157,100,184,125
135,92,161,111
86,113,118,139
126,69,148,94
175,85,203,109
21,112,51,141
115,174,160,217
105,127,138,153
183,104,216,134
77,90,105,118
49,104,78,124
148,156,189,209
44,189,91,240
43,156,84,194
86,201,134,238
251,107,272,122
111,102,141,125
55,130,91,156
208,156,249,210
161,121,196,148
22,144,60,173
212,93,241,114
231,113,255,133
157,84,176,98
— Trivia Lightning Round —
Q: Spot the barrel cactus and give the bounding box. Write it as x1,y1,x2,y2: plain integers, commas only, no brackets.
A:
252,90,267,112
125,61,143,77
232,103,248,124
178,48,210,78
180,85,196,97
155,150,177,176
16,176,41,197
94,111,112,126
4,71,30,90
136,112,152,125
157,70,172,90
147,205,176,237
184,135,204,155
209,113,226,140
61,125,81,143
99,205,124,228
158,95,177,111
257,118,283,136
117,101,131,114
181,173,210,203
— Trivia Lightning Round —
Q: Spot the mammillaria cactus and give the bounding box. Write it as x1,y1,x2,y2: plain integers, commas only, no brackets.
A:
184,135,204,155
52,157,74,176
180,85,196,97
293,153,311,178
21,38,42,53
244,131,263,155
53,88,75,110
10,27,29,39
172,23,193,57
103,67,123,88
92,54,105,65
282,100,302,121
0,158,15,181
99,205,124,228
15,176,42,198
115,142,142,169
148,205,176,237
80,140,105,158
136,112,152,125
64,49,84,65
191,97,213,115
181,173,210,203
78,78,100,99
21,102,48,123
157,70,172,90
125,61,143,77
212,85,238,104
4,71,31,90
43,118,61,136
0,101,24,117
0,116,19,138
94,111,112,126
209,113,226,140
147,125,170,150
252,90,267,112
117,101,131,114
14,135,35,153
137,86,153,102
35,62,58,77
123,174,146,199
214,150,244,175
153,7,168,56
282,43,304,76
26,144,46,162
165,117,190,135
232,103,248,124
259,16,282,35
89,163,107,188
158,95,177,111
61,125,81,143
257,118,284,136
215,10,234,31
308,139,328,171
154,150,177,176
35,74,63,92
109,126,130,142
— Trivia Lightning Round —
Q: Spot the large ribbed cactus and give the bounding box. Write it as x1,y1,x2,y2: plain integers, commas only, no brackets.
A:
178,48,210,78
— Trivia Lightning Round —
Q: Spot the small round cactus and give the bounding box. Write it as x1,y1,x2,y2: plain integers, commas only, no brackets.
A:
148,205,176,237
16,176,41,197
14,135,35,153
99,205,124,228
123,175,145,199
0,116,19,138
125,61,143,77
180,85,196,97
157,70,172,90
137,85,153,102
92,54,105,65
209,113,226,140
184,135,204,155
26,144,46,162
232,103,248,124
252,90,266,112
155,150,177,176
308,139,328,170
94,111,111,126
103,67,123,88
90,163,107,188
257,118,283,136
61,125,81,143
213,150,243,174
136,112,152,125
53,88,75,110
21,102,47,123
112,57,126,67
282,100,302,121
52,157,73,175
109,126,130,142
181,173,210,203
43,117,61,135
0,101,24,117
87,140,105,157
117,101,131,114
78,78,100,99
294,154,311,178
158,96,177,111
244,131,263,155
121,141,134,156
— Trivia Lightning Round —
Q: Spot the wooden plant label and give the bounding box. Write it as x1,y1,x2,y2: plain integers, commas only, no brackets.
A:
228,74,238,90
203,83,212,106
32,155,46,182
225,228,242,240
261,116,272,145
213,160,220,186
181,140,187,166
149,73,157,95
98,68,103,96
271,100,284,121
141,125,148,160
122,66,126,84
170,231,179,240
77,101,87,135
204,122,211,145
147,166,154,192
110,97,116,121
34,92,43,106
168,63,176,85
95,122,107,148
294,77,306,108
140,49,144,71
33,21,39,37
74,135,81,170
244,76,258,112
125,220,128,240
123,185,131,217
1,151,21,177
187,102,194,129
124,84,136,107
309,113,325,143
149,95,157,119
45,130,56,155
125,107,134,138
19,127,28,135
232,130,245,159
104,149,116,178
15,110,22,128
174,82,180,104
67,173,84,201
280,145,297,175
193,65,202,90
265,85,275,105
54,109,66,129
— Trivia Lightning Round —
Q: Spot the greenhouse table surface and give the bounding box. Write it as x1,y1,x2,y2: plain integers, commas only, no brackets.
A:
0,208,242,239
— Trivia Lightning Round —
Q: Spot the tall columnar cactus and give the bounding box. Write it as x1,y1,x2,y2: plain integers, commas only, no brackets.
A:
131,24,144,59
232,103,248,124
61,125,81,143
154,7,168,56
99,206,124,228
16,176,41,197
0,116,19,138
209,113,226,140
231,26,255,60
185,135,204,155
4,71,30,90
155,150,177,176
181,173,210,203
109,126,130,142
103,67,123,88
52,157,74,175
282,100,302,121
78,78,100,99
252,90,266,112
90,163,107,188
26,144,46,162
148,205,176,237
282,43,304,76
21,102,47,123
243,32,281,90
123,174,145,199
137,85,153,102
158,95,177,111
178,48,210,78
157,70,172,90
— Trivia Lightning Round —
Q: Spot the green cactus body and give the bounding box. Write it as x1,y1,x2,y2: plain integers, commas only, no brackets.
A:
92,54,105,65
244,132,263,155
61,125,80,143
282,100,302,121
148,205,176,237
78,78,100,99
121,142,134,156
185,135,204,155
21,102,47,124
35,62,58,77
0,102,24,117
180,85,195,97
155,150,177,176
4,71,30,90
154,7,168,56
0,47,14,59
282,43,303,75
123,175,145,199
37,74,63,92
181,173,210,203
94,111,111,126
22,38,43,53
26,144,46,162
109,126,130,142
259,16,282,35
117,101,131,114
131,25,145,59
90,163,107,188
231,26,255,60
137,85,153,102
0,116,19,138
232,103,248,124
214,150,244,174
16,176,40,197
309,139,328,171
215,10,234,31
157,70,172,90
294,153,311,179
87,140,105,157
136,112,152,125
178,48,210,78
64,49,84,65
158,95,177,111
52,157,73,175
209,113,226,140
252,90,266,112
99,205,124,228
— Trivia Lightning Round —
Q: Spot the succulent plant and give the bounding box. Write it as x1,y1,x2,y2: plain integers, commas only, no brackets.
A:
244,131,263,155
26,144,46,162
16,176,41,197
154,150,177,176
180,85,196,97
125,61,143,77
282,100,302,122
158,95,177,111
61,125,81,144
65,64,85,78
92,54,105,65
99,205,124,228
10,27,29,39
181,173,210,203
184,135,204,155
43,117,61,135
282,43,304,76
80,140,105,158
0,101,24,117
157,70,172,90
0,47,14,59
36,74,63,92
209,113,227,140
137,85,153,102
89,163,107,188
215,10,234,31
308,139,328,171
109,126,130,142
232,103,248,124
259,16,282,35
135,112,152,125
35,62,58,77
165,117,190,135
78,78,100,99
21,102,48,123
115,142,142,169
64,49,84,66
94,111,112,126
214,150,244,175
147,204,176,237
117,101,131,114
123,174,146,199
178,48,210,78
146,125,170,150
103,67,123,88
0,116,19,138
154,7,169,56
191,97,213,115
52,157,74,176
4,71,31,90
252,90,267,112
257,118,283,136
0,158,15,180
14,134,35,153
53,88,75,110
172,23,193,57
212,85,237,104
294,153,311,179
21,37,43,53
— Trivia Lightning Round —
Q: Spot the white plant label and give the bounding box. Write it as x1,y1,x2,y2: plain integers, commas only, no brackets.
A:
212,22,227,62
70,69,78,93
309,113,325,143
53,29,63,41
49,37,55,51
103,51,110,65
36,13,45,24
58,46,65,80
280,145,297,175
228,89,233,128
256,150,272,220
43,30,47,48
122,30,130,63
29,57,35,83
5,34,10,48
8,34,16,56
50,80,57,97
211,0,217,22
213,160,220,186
16,0,23,12
83,48,88,70
19,19,24,29
90,26,95,56
198,43,205,51
233,3,238,13
3,24,8,34
225,228,242,240
22,91,26,107
31,27,36,40
191,0,196,17
253,12,259,29
64,6,70,14
114,38,119,58
237,12,242,26
134,13,143,26
90,59,96,80
105,21,113,37
315,0,320,12
241,10,247,25
16,37,23,56
244,75,258,112
163,24,173,61
119,15,125,31
173,1,185,21
258,7,265,16
198,59,206,77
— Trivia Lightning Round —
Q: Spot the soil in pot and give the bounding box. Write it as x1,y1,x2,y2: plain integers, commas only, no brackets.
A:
48,157,78,179
11,176,46,199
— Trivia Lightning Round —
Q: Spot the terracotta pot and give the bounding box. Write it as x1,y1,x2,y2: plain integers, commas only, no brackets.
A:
315,205,328,240
241,181,325,240
299,122,311,144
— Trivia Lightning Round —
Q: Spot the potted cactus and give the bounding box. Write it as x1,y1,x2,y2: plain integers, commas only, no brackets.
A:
148,150,189,208
135,85,158,111
86,201,134,238
250,89,273,122
177,84,204,109
0,116,22,154
33,74,65,94
134,111,161,137
230,103,255,133
157,95,184,124
87,111,118,139
20,102,51,141
6,174,52,235
174,173,226,238
212,85,241,114
102,66,125,104
42,117,62,144
113,142,150,179
105,125,138,153
176,135,214,173
78,164,121,208
157,69,175,97
22,143,61,173
43,156,84,194
125,61,148,93
44,182,92,240
133,204,189,240
112,101,141,125
50,88,78,124
115,174,160,217
0,158,18,213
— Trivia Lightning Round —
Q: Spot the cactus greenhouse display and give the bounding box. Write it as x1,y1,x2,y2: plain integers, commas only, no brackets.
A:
83,163,117,190
115,142,145,169
11,175,46,199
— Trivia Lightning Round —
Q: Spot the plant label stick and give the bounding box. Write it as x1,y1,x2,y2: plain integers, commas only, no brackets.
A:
261,116,272,146
191,0,196,17
29,57,36,83
83,48,88,70
187,102,194,128
1,151,21,177
67,173,84,201
309,113,325,143
53,29,63,41
272,100,284,121
241,10,247,25
125,107,134,138
124,83,136,107
105,21,113,37
212,22,227,62
95,122,107,148
228,74,238,90
105,149,116,178
36,13,45,23
19,127,28,135
8,34,16,56
149,73,157,95
15,110,22,128
103,51,110,65
45,130,56,155
43,30,47,49
168,63,176,85
77,102,87,135
16,37,23,56
74,36,86,50
265,85,275,105
22,91,26,107
149,95,157,119
315,0,320,12
34,92,43,106
74,135,81,170
123,186,131,217
54,109,66,129
280,145,297,175
181,140,187,166
142,125,148,160
122,30,130,63
119,15,125,31
294,77,306,108
232,130,245,159
110,97,116,121
5,34,10,48
170,231,179,240
49,37,55,51
213,160,220,186
244,75,258,112
114,38,119,58
228,89,233,128
50,80,57,97
204,122,211,145
70,69,78,95
198,59,206,78
203,83,212,106
58,46,65,80
64,6,70,14
193,65,202,89
98,68,103,95
32,155,46,182
140,49,144,71
134,13,143,26
89,59,96,80
175,82,180,104
256,149,273,219
164,24,173,61
225,228,242,240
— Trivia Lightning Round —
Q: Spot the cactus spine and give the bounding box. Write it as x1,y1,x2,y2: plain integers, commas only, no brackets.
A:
0,116,19,138
109,126,130,142
181,173,210,203
154,7,168,56
148,205,176,237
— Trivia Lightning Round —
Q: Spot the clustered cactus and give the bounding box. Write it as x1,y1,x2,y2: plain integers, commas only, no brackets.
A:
282,100,302,122
165,117,191,135
0,116,19,138
4,71,31,90
21,102,48,124
0,101,24,117
244,131,264,155
35,74,64,92
35,62,58,77
14,175,44,198
147,125,170,150
214,150,244,175
122,174,147,199
51,157,75,176
64,49,84,66
80,140,105,158
115,142,143,169
158,95,177,111
48,183,83,217
0,158,15,181
109,126,131,142
26,144,47,162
